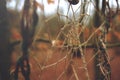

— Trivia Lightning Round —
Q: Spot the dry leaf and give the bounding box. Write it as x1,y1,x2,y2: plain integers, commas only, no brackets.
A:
47,0,54,4
10,28,22,42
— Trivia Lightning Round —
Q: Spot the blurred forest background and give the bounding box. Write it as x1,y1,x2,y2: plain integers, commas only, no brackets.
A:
0,0,120,80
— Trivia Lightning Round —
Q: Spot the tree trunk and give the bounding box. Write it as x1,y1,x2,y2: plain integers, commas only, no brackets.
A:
0,0,11,80
94,0,101,28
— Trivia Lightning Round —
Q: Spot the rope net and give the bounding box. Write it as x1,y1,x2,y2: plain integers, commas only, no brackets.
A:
10,0,120,80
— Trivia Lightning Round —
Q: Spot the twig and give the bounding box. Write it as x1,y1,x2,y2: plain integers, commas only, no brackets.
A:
79,47,90,80
71,64,79,80
42,55,67,69
80,21,105,46
57,71,65,80
70,5,76,21
87,50,99,65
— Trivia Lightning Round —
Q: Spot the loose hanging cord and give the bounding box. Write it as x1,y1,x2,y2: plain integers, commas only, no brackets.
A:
94,0,111,80
14,0,38,80
99,0,111,79
97,28,111,80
